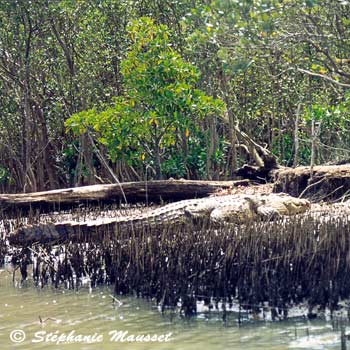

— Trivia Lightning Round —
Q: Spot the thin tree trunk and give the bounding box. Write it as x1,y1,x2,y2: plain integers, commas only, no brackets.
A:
310,117,315,180
153,123,163,180
74,136,83,186
154,141,162,180
293,104,301,168
22,14,35,192
36,124,45,191
219,70,237,178
206,117,216,180
82,133,95,185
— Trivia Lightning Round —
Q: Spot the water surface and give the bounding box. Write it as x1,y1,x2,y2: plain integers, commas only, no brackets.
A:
0,267,344,350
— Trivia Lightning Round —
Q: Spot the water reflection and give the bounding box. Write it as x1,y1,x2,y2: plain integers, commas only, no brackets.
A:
0,267,344,350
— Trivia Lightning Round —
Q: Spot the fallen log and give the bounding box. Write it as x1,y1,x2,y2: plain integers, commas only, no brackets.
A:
273,164,350,200
0,179,248,214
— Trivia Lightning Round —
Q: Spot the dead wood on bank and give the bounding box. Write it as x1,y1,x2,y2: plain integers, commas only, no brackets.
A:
273,164,350,200
0,179,249,215
233,126,279,181
225,117,350,201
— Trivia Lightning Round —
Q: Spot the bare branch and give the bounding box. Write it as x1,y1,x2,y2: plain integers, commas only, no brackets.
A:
297,68,350,87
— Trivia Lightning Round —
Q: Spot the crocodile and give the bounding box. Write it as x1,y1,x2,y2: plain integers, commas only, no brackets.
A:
8,193,310,245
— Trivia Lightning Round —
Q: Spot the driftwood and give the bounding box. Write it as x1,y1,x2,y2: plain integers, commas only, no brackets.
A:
0,179,249,214
232,126,278,181
218,113,278,182
273,164,350,200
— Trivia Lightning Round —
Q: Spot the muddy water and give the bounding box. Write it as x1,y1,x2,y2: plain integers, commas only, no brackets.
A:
0,267,344,350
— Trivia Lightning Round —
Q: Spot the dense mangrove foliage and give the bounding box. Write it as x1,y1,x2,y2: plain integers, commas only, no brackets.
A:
1,0,350,192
